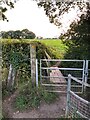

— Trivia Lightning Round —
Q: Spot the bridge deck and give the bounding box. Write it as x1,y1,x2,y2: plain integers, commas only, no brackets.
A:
50,67,66,84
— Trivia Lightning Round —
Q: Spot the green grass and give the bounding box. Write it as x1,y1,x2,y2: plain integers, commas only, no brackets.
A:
37,39,68,59
15,83,58,111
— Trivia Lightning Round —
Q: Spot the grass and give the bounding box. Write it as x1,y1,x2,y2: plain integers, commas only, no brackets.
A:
15,83,58,111
37,39,68,59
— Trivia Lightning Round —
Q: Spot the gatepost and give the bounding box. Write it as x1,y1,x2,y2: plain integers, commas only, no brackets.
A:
30,43,36,86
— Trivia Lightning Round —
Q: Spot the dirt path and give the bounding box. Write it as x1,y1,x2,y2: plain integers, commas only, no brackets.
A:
3,91,67,118
3,65,67,118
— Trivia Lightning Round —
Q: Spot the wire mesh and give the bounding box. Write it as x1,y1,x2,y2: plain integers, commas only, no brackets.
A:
67,72,90,119
68,91,90,118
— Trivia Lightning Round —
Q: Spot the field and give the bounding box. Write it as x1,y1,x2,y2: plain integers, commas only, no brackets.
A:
38,39,68,58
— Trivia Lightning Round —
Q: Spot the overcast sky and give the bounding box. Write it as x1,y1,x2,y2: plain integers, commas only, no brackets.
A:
0,0,83,38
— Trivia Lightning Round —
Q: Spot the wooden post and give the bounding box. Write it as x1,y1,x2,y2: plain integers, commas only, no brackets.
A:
30,43,36,86
7,64,16,90
7,64,13,88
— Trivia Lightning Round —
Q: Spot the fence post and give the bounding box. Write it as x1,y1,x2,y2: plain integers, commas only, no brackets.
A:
40,59,43,85
36,59,38,87
84,60,88,91
82,60,86,93
30,44,36,86
66,74,71,117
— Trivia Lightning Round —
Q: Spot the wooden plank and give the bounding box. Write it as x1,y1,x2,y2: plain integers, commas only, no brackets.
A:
50,67,66,84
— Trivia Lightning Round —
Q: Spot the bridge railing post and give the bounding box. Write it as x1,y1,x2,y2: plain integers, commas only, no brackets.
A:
66,74,71,117
36,59,38,87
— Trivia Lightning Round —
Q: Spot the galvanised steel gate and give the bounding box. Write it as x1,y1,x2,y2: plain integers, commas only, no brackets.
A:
85,60,90,83
40,59,86,93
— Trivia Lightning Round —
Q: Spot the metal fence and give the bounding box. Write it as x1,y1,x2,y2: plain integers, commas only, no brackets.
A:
40,59,85,93
66,74,90,119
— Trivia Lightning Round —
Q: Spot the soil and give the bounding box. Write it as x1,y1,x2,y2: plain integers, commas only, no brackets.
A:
2,91,67,118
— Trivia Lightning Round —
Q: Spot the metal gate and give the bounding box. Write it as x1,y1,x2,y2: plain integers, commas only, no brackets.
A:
40,59,86,93
84,60,90,83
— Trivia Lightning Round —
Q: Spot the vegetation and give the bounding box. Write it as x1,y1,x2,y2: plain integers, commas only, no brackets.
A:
15,82,58,111
2,39,63,112
1,38,90,118
2,39,67,98
1,1,90,118
37,39,68,59
37,1,89,25
1,29,36,39
35,1,90,63
0,0,17,21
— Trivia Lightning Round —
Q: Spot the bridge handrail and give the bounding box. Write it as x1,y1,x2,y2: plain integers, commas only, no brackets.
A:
40,59,85,62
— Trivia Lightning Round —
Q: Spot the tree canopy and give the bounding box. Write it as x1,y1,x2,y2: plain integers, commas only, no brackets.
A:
59,2,90,39
36,1,89,25
0,0,18,21
1,29,36,39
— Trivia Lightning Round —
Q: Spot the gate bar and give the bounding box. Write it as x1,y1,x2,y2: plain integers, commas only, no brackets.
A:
36,59,38,87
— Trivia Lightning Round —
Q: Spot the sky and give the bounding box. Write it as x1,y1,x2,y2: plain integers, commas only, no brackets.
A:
0,0,84,38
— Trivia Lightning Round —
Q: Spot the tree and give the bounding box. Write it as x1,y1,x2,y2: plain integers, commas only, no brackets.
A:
0,0,18,21
59,2,90,41
1,29,36,39
13,30,22,39
1,30,15,39
36,1,88,26
36,1,90,51
22,29,36,39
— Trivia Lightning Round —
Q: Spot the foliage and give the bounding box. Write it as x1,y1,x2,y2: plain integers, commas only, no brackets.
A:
0,0,18,21
36,1,88,26
39,39,68,59
1,29,36,39
2,39,67,95
15,83,58,110
62,4,90,60
36,0,90,58
63,40,90,60
60,2,90,41
2,39,67,69
2,79,16,99
21,29,36,39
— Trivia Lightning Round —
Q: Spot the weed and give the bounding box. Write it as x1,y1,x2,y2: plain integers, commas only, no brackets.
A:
15,95,27,110
15,83,58,110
